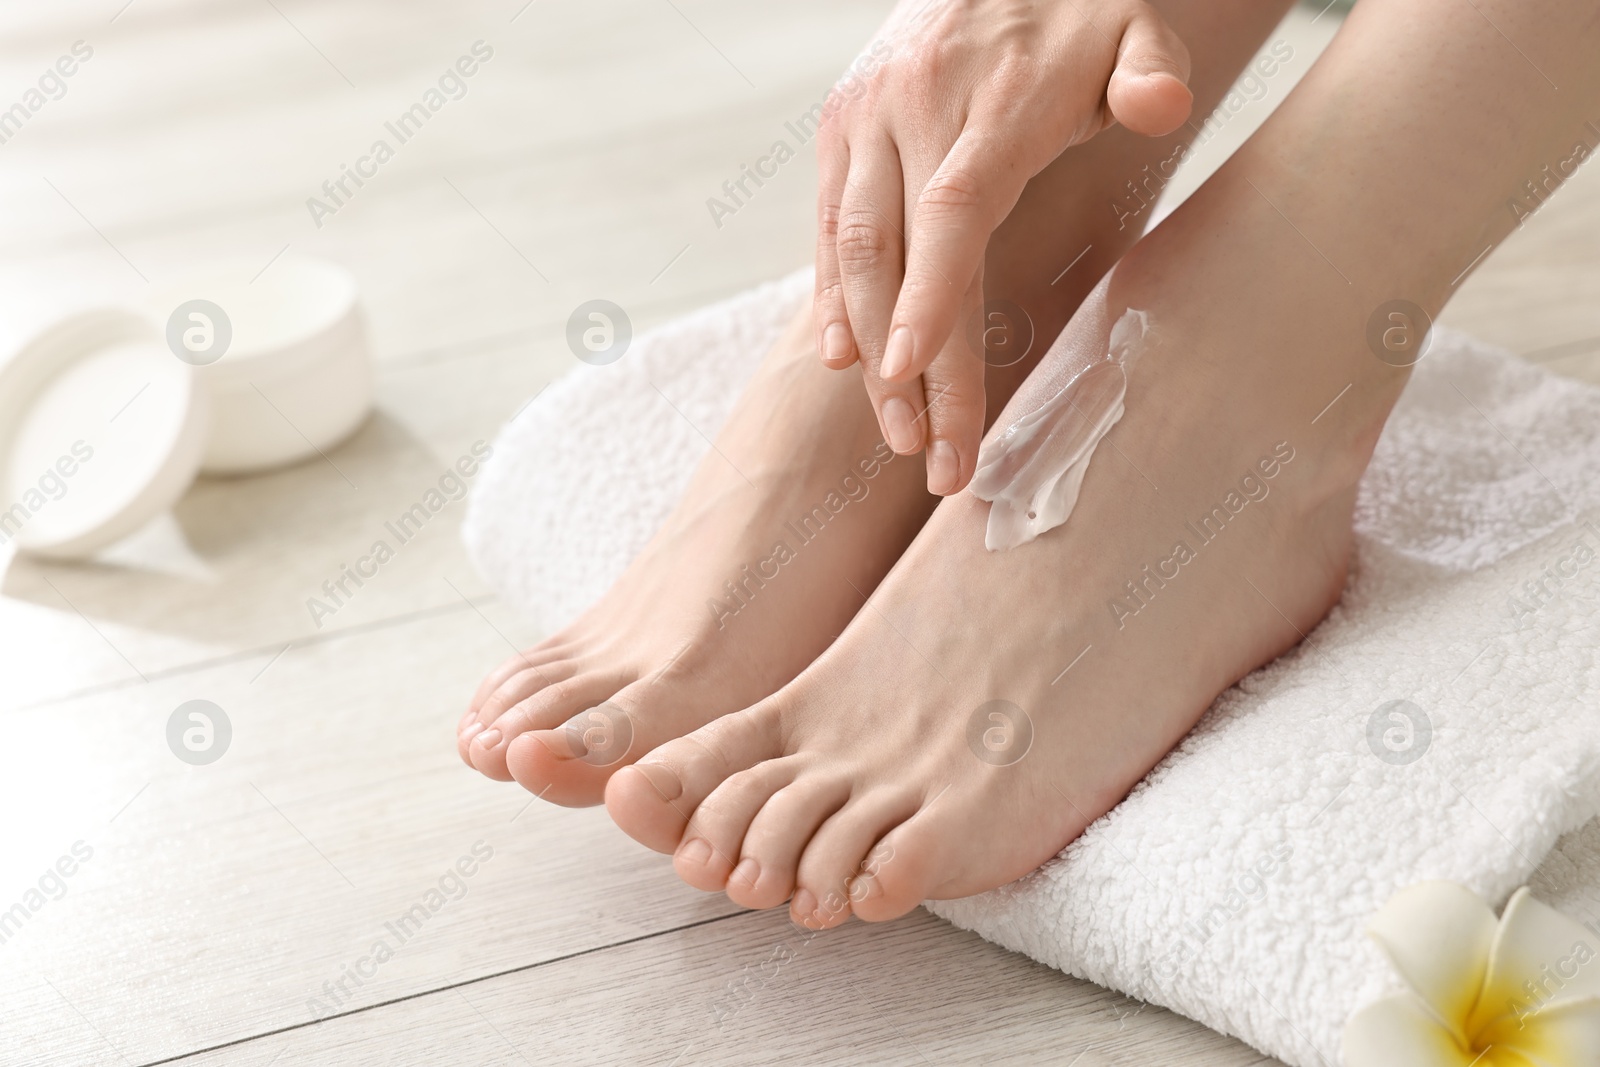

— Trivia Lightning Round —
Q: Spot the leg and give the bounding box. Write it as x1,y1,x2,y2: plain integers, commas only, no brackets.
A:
608,0,1600,917
460,0,1301,805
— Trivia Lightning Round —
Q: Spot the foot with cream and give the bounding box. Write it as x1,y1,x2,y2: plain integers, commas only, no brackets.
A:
601,75,1467,916
607,0,1600,915
457,0,1355,805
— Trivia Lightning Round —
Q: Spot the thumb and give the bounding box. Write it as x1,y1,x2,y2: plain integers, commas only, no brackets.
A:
1105,5,1193,137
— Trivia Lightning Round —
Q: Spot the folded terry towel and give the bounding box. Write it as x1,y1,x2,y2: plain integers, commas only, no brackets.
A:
464,270,1600,1066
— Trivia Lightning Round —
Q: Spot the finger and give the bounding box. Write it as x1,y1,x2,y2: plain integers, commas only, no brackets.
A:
881,126,1028,385
814,129,857,369
920,272,990,495
836,133,926,455
1106,4,1194,137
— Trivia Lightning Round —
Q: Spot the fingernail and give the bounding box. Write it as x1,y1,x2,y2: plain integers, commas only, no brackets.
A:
882,397,922,454
475,728,502,750
1140,68,1185,86
926,439,958,495
823,322,851,364
677,838,712,867
881,325,914,379
732,857,761,888
634,761,684,802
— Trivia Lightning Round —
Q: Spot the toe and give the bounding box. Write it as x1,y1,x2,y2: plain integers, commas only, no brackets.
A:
605,701,785,854
844,810,946,924
471,672,620,784
793,790,920,923
674,758,800,894
733,777,850,922
458,654,578,767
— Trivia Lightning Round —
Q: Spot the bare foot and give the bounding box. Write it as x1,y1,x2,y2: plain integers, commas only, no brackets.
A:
604,187,1411,923
458,0,1313,806
457,312,935,806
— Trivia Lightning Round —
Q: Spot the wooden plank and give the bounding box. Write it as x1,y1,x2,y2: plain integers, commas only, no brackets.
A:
0,604,742,1065
166,908,1281,1067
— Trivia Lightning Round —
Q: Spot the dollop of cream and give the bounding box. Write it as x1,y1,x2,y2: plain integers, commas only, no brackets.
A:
970,308,1148,551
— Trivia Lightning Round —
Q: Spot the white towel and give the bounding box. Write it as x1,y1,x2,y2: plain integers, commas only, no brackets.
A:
464,271,1600,1066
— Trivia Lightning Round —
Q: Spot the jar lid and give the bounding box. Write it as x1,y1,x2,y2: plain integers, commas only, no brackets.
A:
0,307,209,559
141,255,361,388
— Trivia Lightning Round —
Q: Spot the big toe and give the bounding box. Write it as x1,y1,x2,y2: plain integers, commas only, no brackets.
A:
606,702,786,854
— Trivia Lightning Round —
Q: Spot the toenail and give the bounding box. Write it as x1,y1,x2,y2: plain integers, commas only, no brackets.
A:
677,838,712,867
633,761,683,802
791,888,819,926
475,728,501,750
848,872,881,903
559,703,635,767
461,721,486,742
731,857,761,888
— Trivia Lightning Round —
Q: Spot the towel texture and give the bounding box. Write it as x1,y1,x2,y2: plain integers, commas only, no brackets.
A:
464,270,1600,1066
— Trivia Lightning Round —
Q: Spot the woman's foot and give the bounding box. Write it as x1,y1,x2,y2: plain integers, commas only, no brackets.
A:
457,312,937,805
604,170,1413,923
456,0,1304,807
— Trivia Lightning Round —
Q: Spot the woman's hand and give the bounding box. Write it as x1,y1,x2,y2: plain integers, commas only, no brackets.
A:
813,0,1192,494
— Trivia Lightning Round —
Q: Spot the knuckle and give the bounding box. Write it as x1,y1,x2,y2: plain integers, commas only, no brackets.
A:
836,215,892,269
918,167,986,214
817,199,843,238
814,279,846,310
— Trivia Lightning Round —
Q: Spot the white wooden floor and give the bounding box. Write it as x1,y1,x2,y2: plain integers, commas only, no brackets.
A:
2,2,1597,1065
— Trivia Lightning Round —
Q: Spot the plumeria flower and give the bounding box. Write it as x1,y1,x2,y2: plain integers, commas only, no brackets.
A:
1344,881,1600,1066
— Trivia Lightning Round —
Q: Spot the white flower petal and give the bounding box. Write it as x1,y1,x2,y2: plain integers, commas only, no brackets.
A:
1468,888,1600,1036
1479,995,1600,1067
1368,881,1498,1031
1343,994,1475,1067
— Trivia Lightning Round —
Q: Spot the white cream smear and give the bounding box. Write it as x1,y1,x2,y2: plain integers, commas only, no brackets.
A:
970,308,1149,551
